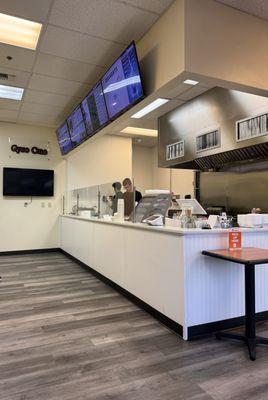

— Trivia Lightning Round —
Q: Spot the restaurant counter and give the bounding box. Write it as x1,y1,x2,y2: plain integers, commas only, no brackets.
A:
59,214,268,339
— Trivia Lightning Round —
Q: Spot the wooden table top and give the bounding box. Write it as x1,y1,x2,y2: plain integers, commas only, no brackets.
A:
202,247,268,265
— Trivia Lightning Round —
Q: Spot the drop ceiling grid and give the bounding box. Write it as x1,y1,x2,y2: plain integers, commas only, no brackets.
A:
0,0,176,126
16,0,57,125
114,0,174,15
0,0,267,128
48,0,159,45
0,0,54,23
0,0,175,127
33,53,105,84
39,25,126,66
23,89,81,108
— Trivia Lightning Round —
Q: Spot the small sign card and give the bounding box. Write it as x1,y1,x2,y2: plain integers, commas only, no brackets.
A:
229,230,242,251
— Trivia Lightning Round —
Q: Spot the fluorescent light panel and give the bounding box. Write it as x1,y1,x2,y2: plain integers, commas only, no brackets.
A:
0,13,42,50
121,127,158,137
131,98,169,119
183,79,199,85
0,84,24,100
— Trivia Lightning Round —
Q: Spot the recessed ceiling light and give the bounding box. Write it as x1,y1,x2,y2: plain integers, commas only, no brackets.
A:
131,98,169,119
183,79,199,85
0,13,42,50
121,127,158,137
103,76,141,93
0,84,24,100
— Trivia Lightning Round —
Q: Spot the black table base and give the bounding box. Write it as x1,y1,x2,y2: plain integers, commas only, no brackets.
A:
215,264,268,361
215,331,268,361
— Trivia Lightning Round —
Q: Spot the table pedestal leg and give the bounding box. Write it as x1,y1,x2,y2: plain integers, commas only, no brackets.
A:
245,264,256,360
215,264,268,360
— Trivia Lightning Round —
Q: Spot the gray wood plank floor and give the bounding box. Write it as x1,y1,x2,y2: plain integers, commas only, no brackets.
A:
0,252,268,400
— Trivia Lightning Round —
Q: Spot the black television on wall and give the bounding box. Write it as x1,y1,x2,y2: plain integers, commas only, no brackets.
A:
3,168,54,197
66,105,87,147
80,80,109,137
56,121,73,155
55,41,144,156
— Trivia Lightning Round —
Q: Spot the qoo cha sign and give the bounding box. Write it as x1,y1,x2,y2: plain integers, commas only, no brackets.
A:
11,144,48,156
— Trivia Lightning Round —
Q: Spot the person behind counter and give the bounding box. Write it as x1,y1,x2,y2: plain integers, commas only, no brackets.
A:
122,178,142,217
111,182,124,214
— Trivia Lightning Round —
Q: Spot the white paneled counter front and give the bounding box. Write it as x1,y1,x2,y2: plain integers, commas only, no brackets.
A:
59,215,268,339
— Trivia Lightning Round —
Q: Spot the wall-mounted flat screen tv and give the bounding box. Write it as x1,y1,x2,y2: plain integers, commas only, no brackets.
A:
101,42,144,120
67,105,87,147
56,122,73,155
56,41,144,155
81,81,109,137
3,168,54,197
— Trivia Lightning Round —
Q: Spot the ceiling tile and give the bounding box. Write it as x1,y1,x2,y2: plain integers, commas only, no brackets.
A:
28,73,89,97
0,98,21,110
115,0,174,14
0,67,30,87
34,53,104,84
0,109,19,122
0,0,53,23
23,89,79,108
18,111,60,126
20,101,70,117
15,119,55,128
49,0,157,44
40,25,125,66
0,43,36,72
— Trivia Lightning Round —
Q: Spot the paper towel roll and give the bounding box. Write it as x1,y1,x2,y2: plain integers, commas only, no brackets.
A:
116,199,124,221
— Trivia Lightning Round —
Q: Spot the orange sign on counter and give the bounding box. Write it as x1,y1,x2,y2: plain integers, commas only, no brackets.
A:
229,230,242,251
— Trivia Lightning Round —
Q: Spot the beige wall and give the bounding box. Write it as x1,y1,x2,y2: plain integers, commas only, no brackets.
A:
132,145,153,194
66,135,132,190
137,0,185,95
185,0,268,94
0,123,66,251
132,145,194,197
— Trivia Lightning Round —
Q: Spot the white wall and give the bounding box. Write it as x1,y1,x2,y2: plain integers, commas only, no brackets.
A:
132,145,195,197
66,135,132,190
0,122,66,251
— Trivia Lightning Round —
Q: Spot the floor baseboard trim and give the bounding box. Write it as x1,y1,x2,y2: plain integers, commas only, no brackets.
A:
188,311,268,340
60,249,183,338
0,248,61,256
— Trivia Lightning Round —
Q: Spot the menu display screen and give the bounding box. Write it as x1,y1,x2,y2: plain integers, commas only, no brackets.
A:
56,122,73,155
56,42,144,155
101,42,143,119
81,81,108,136
67,105,87,146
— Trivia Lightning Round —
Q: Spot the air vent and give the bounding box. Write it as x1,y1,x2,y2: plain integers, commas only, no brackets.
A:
166,140,184,161
0,73,16,81
236,112,268,142
0,73,8,80
196,129,220,153
195,142,268,170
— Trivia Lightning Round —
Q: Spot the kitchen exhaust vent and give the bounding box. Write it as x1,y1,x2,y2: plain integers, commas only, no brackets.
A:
166,140,184,161
195,142,268,170
159,88,268,172
196,129,220,153
0,73,16,81
236,112,268,142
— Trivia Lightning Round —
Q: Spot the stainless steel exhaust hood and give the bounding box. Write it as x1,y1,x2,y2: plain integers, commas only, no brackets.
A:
158,87,268,171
